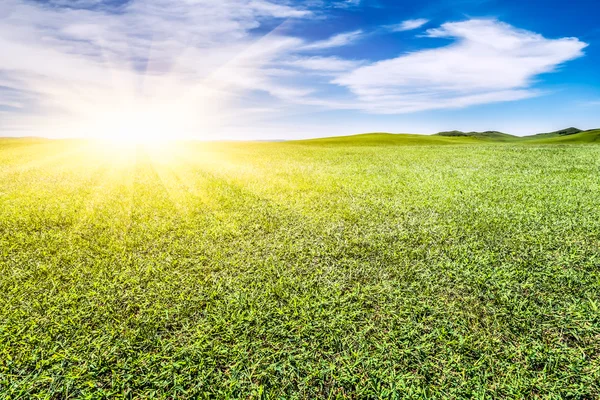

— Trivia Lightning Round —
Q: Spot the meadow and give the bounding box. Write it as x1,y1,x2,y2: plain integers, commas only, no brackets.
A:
1,133,600,398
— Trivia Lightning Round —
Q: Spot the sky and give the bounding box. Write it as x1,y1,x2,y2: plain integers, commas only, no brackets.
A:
0,0,599,140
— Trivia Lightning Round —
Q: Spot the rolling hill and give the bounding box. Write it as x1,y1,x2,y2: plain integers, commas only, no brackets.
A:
289,132,480,146
435,130,518,141
524,128,600,143
530,127,583,138
292,128,600,146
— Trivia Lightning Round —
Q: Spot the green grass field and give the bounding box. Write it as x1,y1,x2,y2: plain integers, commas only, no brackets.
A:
1,133,600,398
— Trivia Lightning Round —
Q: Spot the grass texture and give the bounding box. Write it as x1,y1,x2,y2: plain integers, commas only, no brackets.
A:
1,136,600,398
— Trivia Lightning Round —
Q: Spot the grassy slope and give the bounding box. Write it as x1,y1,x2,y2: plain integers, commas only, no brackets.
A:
291,132,480,146
529,127,583,139
523,129,600,143
293,129,600,146
1,138,600,398
435,130,519,142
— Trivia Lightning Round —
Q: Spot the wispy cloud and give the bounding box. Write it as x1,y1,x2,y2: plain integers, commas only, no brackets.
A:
388,18,430,32
299,30,364,51
331,19,587,113
279,56,364,72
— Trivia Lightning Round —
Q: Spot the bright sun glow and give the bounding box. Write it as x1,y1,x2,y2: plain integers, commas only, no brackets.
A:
103,111,173,144
82,104,196,147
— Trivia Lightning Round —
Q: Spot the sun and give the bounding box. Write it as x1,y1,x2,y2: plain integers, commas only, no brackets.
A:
85,104,193,147
102,110,173,144
108,119,158,147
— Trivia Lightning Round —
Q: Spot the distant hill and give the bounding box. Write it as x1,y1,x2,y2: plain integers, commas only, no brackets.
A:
291,132,480,146
291,128,600,146
524,129,600,144
532,127,583,137
435,130,517,141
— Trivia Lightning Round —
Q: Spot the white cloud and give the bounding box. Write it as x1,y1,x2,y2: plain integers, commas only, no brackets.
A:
332,19,587,113
389,18,429,32
299,30,364,50
280,56,363,72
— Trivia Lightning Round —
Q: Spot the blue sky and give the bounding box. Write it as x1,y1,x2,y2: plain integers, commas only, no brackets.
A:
0,0,598,139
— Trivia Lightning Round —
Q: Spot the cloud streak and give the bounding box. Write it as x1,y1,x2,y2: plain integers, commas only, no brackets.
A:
299,30,364,51
389,18,429,32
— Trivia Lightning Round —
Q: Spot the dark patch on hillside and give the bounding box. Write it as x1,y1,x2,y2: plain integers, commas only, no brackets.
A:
435,130,516,139
534,127,582,137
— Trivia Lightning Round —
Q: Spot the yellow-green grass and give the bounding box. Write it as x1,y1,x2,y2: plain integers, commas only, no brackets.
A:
1,138,600,398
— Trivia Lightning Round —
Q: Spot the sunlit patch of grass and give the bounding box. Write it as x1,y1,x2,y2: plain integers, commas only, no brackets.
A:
1,138,599,398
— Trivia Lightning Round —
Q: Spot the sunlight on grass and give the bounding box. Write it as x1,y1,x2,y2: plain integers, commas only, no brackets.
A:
1,138,600,398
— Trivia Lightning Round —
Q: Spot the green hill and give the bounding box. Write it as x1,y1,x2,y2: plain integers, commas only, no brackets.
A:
291,128,600,146
530,127,583,138
525,129,600,144
291,132,480,146
435,130,518,141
